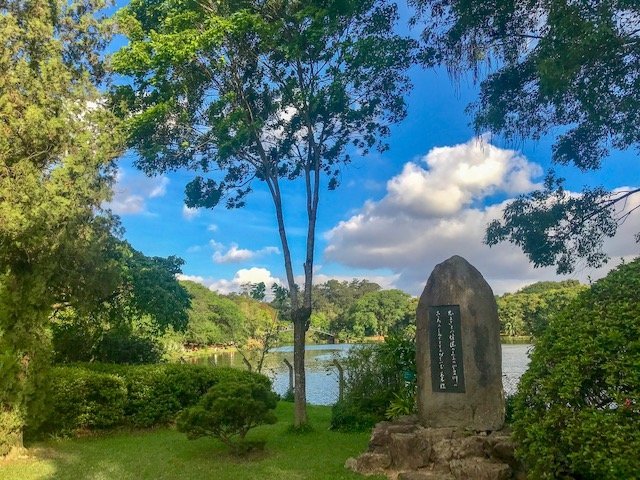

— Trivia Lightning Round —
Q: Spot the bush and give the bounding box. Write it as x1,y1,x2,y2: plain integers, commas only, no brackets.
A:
176,375,278,454
35,368,127,436
31,364,266,437
330,334,416,431
512,258,640,480
0,408,22,456
93,330,164,364
52,323,165,365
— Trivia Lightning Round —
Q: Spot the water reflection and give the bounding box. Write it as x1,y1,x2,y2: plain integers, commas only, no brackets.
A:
194,343,531,405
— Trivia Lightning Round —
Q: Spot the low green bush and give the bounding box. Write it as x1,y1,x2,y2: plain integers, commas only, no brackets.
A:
36,367,127,435
0,408,23,456
177,375,277,454
330,334,416,431
512,258,640,480
31,364,267,437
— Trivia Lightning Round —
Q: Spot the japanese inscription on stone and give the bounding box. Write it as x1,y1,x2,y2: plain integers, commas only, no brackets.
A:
429,305,465,393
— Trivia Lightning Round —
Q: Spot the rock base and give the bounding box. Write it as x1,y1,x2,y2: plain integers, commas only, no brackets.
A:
345,416,525,480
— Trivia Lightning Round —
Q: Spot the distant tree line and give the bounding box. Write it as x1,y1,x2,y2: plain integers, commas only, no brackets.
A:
496,280,587,338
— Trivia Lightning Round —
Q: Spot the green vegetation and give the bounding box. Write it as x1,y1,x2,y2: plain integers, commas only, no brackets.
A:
311,280,416,342
112,0,416,427
0,403,382,480
177,375,278,454
512,258,640,479
0,0,122,453
414,0,640,273
331,334,416,431
496,280,587,338
51,242,191,365
30,364,266,439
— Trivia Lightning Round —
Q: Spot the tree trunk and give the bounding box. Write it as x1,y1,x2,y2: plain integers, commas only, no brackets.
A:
293,315,308,427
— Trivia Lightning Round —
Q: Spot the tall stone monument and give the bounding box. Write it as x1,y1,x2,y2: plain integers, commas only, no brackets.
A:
416,255,504,431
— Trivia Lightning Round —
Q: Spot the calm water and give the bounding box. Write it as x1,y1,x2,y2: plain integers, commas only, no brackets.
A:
197,343,532,405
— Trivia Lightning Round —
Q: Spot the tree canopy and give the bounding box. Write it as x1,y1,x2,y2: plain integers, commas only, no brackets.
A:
413,0,640,273
0,0,120,451
496,280,587,337
112,0,415,426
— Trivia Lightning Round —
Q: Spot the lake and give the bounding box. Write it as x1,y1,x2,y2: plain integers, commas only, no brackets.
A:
196,343,532,405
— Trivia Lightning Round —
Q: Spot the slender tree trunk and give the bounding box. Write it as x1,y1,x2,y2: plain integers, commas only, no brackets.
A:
266,175,309,426
292,315,307,426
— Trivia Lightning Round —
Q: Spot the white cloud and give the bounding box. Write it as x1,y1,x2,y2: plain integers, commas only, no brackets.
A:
381,136,542,218
211,242,281,264
213,244,255,264
178,268,284,297
105,169,170,215
207,224,218,232
324,138,640,294
182,205,201,220
149,177,169,198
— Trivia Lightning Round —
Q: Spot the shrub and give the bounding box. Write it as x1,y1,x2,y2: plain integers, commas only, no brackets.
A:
31,364,264,437
512,258,640,480
0,408,22,456
36,368,127,436
93,330,164,364
176,375,278,454
52,323,165,365
330,334,416,431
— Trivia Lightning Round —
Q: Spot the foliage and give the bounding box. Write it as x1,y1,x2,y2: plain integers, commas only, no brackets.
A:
331,334,416,431
0,409,22,457
311,279,382,340
50,242,190,364
34,368,128,436
176,281,244,347
413,0,640,272
176,375,278,454
229,296,282,373
112,0,416,426
3,403,379,480
496,280,587,337
29,364,261,437
92,329,165,364
0,0,120,452
51,314,165,365
343,290,415,338
512,258,640,479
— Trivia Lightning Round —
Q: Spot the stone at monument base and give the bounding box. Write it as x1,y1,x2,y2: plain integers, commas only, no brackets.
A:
345,417,525,480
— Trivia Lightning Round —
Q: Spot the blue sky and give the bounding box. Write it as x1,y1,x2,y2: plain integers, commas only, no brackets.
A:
106,3,640,296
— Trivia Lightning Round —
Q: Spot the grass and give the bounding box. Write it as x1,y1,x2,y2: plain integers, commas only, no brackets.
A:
0,403,382,480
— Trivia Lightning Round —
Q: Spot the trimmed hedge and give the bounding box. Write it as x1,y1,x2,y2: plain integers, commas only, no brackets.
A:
31,363,268,437
512,258,640,479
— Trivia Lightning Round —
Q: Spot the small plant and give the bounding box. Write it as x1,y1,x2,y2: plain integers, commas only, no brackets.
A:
385,391,415,420
176,375,278,455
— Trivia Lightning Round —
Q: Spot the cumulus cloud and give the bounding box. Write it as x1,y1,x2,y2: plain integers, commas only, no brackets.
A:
105,169,169,215
211,242,280,264
380,136,542,218
182,205,201,220
177,268,284,297
324,138,640,294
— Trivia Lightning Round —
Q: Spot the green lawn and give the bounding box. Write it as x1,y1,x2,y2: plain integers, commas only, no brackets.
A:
0,403,381,480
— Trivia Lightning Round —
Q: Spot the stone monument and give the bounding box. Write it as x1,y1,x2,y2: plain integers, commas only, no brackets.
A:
345,256,522,479
416,255,504,430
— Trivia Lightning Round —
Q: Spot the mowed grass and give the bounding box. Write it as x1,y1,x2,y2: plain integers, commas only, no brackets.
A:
0,403,382,480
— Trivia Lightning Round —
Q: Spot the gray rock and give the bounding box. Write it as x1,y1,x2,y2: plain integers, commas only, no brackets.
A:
345,452,391,474
389,432,431,470
449,458,512,480
398,471,455,480
416,256,505,430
